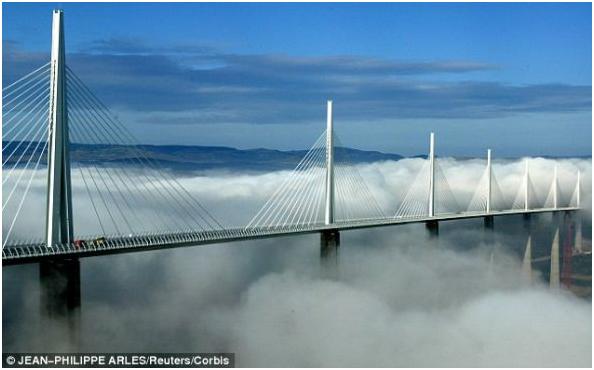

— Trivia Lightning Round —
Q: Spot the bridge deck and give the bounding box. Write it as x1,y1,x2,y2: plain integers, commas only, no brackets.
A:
2,207,578,266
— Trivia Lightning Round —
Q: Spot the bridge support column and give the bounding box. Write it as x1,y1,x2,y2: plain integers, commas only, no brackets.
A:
425,132,438,239
425,220,439,237
319,100,339,275
561,211,574,288
40,10,81,350
483,215,495,246
522,235,533,283
482,149,495,248
521,213,533,283
574,211,583,253
321,100,339,270
549,214,560,289
484,215,494,230
321,230,340,259
40,258,81,349
320,230,340,277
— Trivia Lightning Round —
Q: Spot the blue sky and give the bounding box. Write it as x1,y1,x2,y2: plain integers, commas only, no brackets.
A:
3,2,592,156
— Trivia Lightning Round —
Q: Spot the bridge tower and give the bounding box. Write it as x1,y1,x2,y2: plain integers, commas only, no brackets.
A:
484,149,494,229
321,100,340,261
576,170,581,208
40,10,80,348
524,159,530,212
553,164,558,209
428,132,435,217
425,132,438,236
522,159,532,223
486,149,492,214
324,100,335,226
574,170,583,253
46,9,74,248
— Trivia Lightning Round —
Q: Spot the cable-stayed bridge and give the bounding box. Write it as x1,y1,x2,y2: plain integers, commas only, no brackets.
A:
2,10,582,266
2,11,585,322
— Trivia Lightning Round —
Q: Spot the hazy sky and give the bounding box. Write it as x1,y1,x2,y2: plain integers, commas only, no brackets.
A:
3,2,592,156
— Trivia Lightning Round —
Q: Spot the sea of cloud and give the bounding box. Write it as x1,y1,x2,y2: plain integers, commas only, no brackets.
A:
2,156,591,238
2,157,592,367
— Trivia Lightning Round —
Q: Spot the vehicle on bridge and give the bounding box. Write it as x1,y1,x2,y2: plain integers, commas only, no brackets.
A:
73,239,87,249
93,237,106,247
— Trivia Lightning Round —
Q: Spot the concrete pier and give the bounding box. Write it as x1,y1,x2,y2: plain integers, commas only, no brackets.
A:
484,215,494,230
321,229,340,259
39,257,81,349
425,220,439,237
550,226,560,289
522,235,533,283
483,216,495,246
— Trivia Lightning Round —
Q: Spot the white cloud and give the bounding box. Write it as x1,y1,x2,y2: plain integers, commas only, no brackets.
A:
2,157,590,240
2,158,591,366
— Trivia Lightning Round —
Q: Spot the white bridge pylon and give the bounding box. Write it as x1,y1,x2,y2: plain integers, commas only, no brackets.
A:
247,115,582,230
466,149,510,213
246,103,582,230
394,132,462,219
246,101,386,230
2,10,223,248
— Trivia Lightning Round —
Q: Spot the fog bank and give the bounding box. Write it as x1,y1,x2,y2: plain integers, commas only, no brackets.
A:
2,157,592,367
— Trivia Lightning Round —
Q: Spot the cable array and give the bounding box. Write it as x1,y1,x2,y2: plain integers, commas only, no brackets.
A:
65,67,222,239
2,65,224,246
467,165,510,212
490,173,509,210
568,176,580,208
334,135,386,221
511,170,540,210
246,133,327,229
393,157,583,219
394,159,462,218
3,63,583,248
246,132,386,229
394,161,431,219
433,161,460,214
543,166,580,209
2,63,51,246
543,174,557,209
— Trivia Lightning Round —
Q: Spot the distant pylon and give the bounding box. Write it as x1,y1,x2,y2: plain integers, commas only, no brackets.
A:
324,100,334,225
576,170,581,208
428,132,435,217
524,159,529,211
552,164,558,209
486,149,492,213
